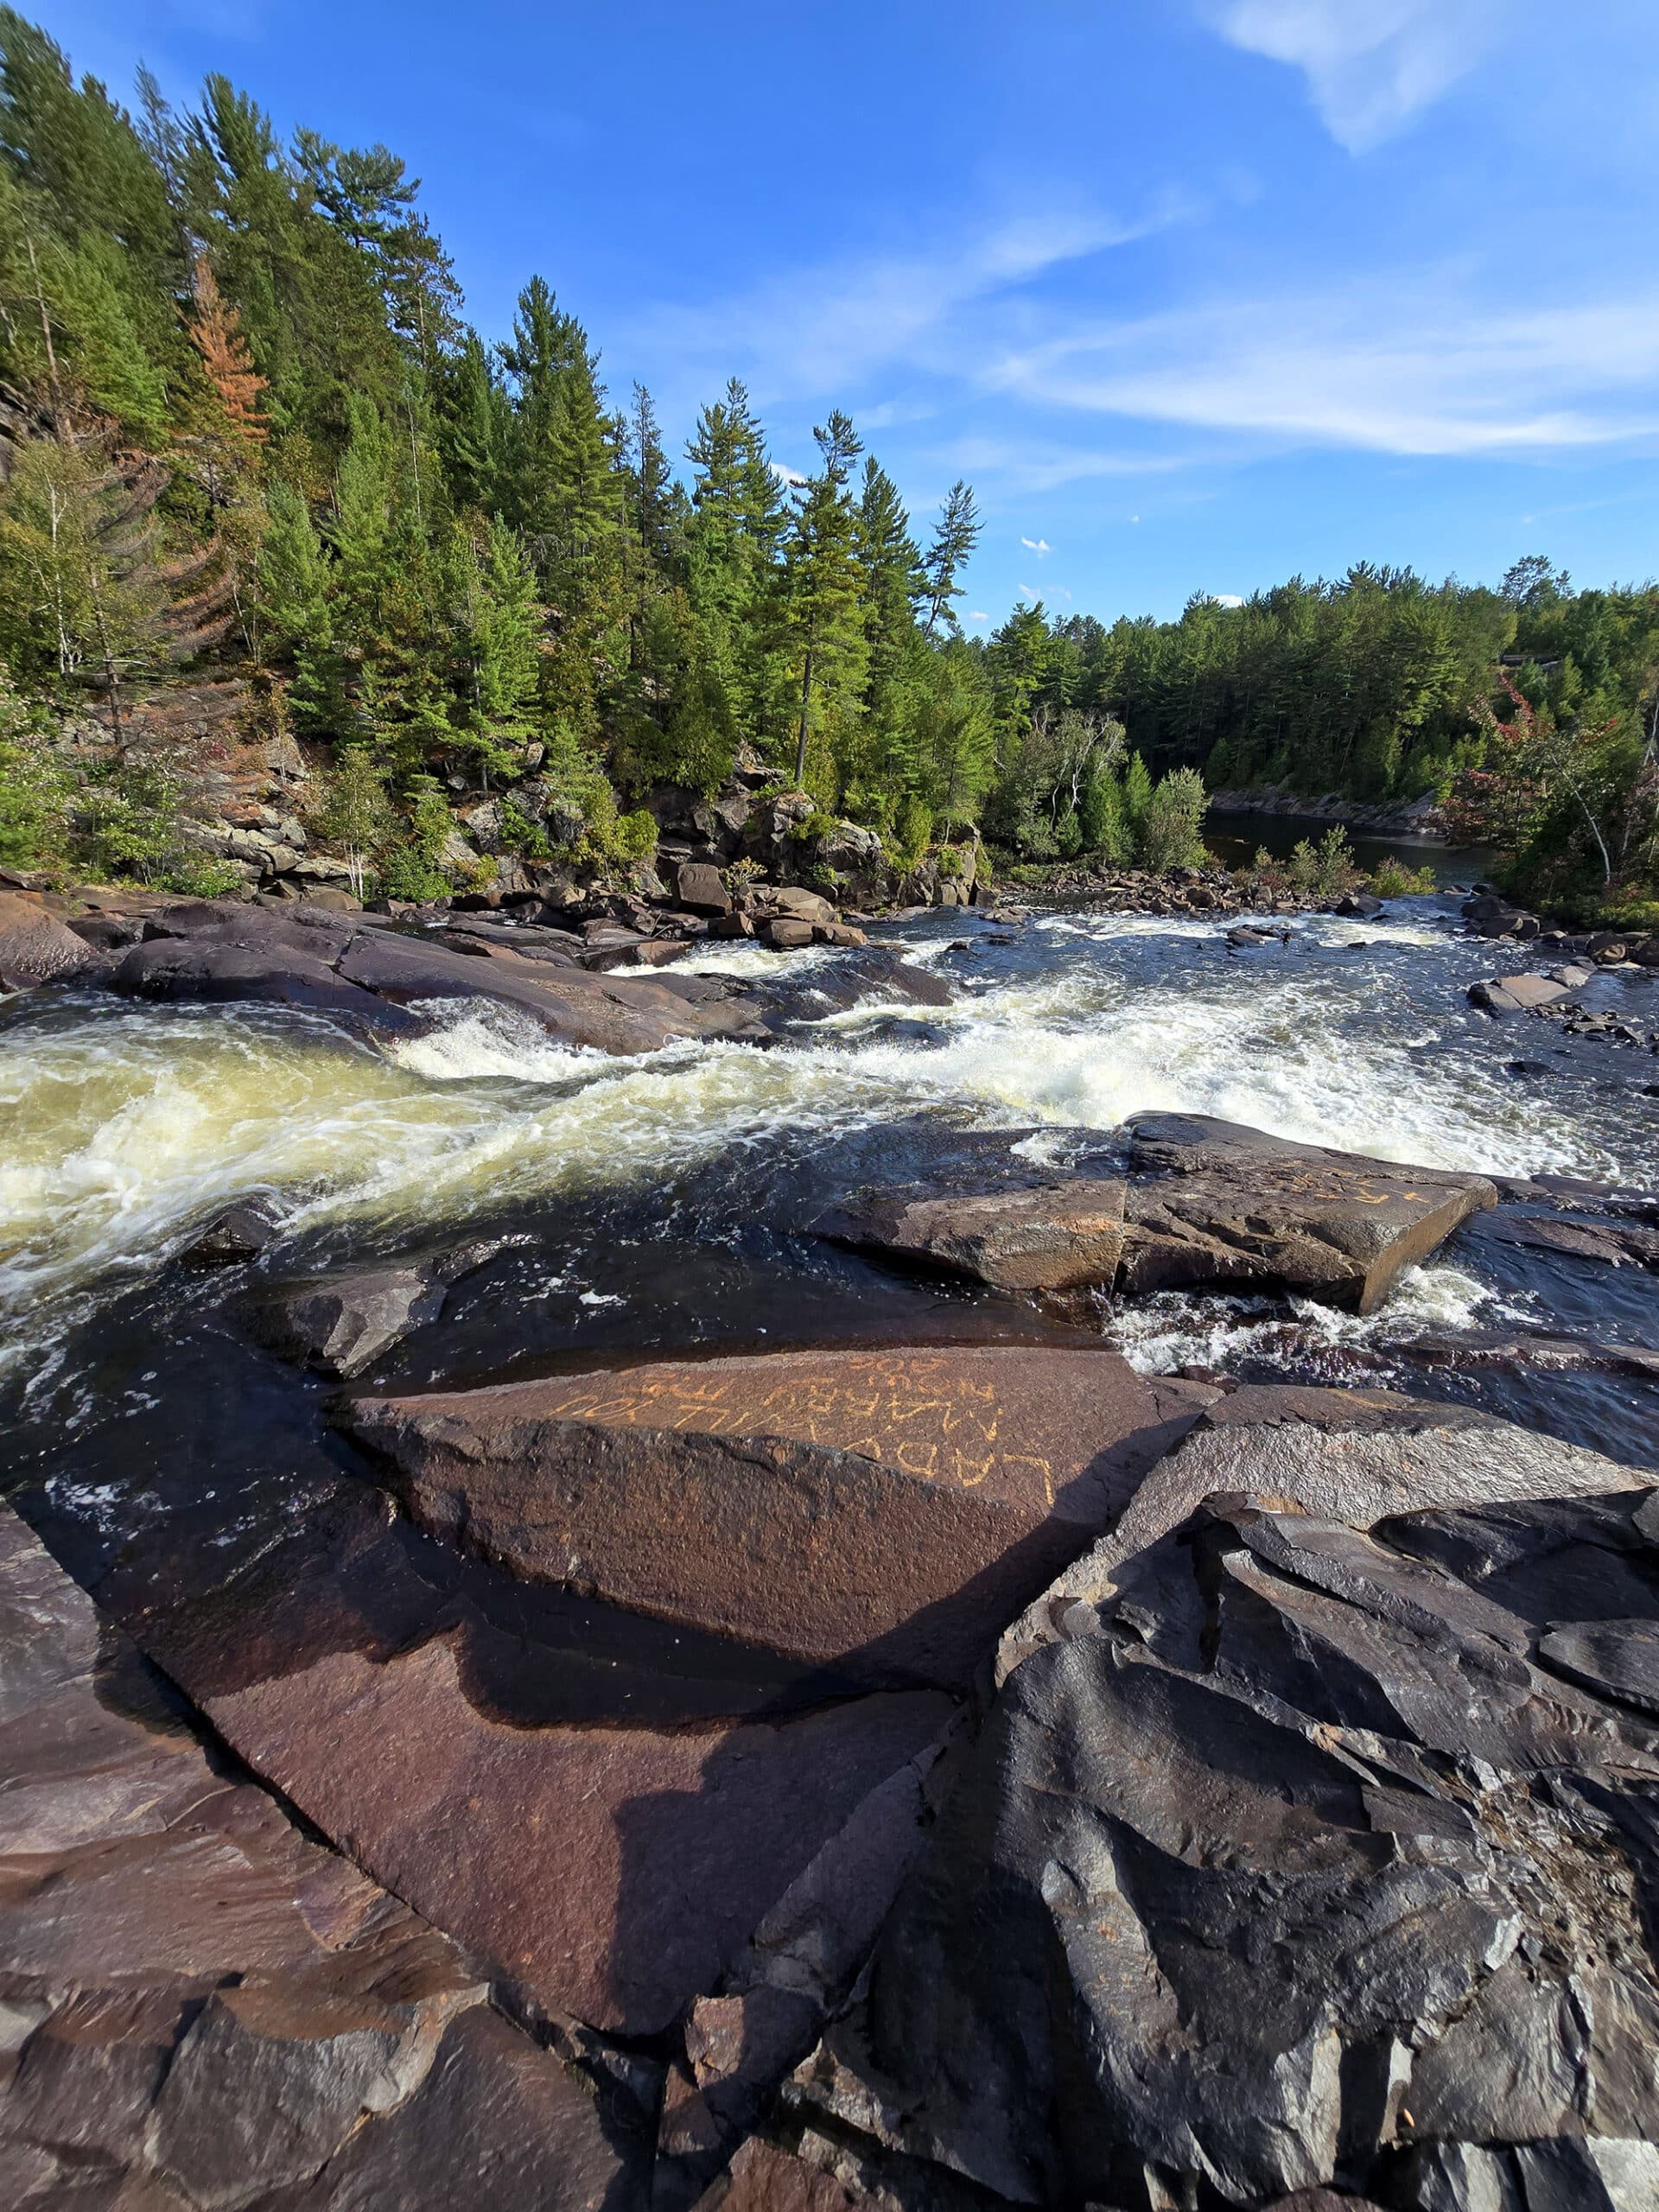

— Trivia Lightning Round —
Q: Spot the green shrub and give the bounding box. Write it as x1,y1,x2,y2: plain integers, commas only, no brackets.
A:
1366,855,1437,897
1137,768,1209,872
1287,826,1362,899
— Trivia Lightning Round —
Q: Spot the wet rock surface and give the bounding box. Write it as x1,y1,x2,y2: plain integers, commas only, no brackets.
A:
102,898,775,1052
343,1345,1187,1688
1119,1111,1499,1313
0,1505,645,2211
807,1475,1659,2211
821,1181,1127,1291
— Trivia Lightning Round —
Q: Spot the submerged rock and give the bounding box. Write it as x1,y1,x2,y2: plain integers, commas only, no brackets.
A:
342,1344,1189,1689
821,1180,1126,1292
804,1472,1659,2211
1119,1110,1497,1313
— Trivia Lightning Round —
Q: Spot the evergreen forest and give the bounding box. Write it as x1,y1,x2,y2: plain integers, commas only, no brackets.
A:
1,11,1656,915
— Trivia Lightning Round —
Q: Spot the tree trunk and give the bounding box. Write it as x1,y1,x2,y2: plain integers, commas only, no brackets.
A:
794,639,814,789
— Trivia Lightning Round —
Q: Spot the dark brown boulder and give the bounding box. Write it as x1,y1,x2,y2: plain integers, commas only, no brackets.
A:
0,889,106,987
1121,1111,1498,1313
822,1179,1126,1291
106,899,772,1054
692,2137,876,2212
0,1507,640,2210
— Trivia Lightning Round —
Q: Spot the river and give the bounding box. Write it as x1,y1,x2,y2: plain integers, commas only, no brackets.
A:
2,892,1656,1600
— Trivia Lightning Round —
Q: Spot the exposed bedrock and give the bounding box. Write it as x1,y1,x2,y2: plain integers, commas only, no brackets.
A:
793,1475,1659,2211
93,1458,957,2042
0,889,100,988
104,898,774,1052
341,1345,1198,1689
0,1505,648,2211
995,1380,1649,1681
819,1113,1497,1312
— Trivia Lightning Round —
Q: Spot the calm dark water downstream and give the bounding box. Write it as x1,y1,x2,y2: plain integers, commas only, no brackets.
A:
3,893,1656,1613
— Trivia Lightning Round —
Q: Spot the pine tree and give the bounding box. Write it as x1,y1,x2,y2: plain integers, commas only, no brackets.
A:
922,480,980,637
188,254,267,442
437,330,510,517
780,410,866,791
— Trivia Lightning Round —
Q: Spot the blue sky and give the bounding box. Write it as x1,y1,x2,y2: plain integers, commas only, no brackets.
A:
37,0,1659,625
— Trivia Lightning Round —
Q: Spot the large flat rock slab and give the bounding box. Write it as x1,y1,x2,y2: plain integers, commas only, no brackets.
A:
344,1347,1191,1687
0,1506,642,2209
101,1475,954,2038
807,1481,1659,2209
1120,1110,1499,1313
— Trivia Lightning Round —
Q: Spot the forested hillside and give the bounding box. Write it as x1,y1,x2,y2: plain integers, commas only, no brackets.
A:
0,10,1655,913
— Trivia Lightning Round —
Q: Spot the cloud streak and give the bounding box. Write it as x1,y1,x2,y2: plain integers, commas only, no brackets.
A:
1202,0,1504,151
621,194,1195,410
988,279,1659,457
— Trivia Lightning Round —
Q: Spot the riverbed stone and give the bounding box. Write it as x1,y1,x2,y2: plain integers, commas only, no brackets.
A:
1469,970,1581,1012
806,1478,1659,2210
0,890,98,987
821,1179,1126,1291
344,1345,1185,1687
1120,1110,1498,1313
178,1198,284,1267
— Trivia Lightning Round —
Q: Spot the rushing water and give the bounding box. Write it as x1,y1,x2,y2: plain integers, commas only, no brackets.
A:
3,892,1656,1591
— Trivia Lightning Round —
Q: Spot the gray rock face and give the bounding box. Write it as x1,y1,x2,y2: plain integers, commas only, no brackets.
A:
823,1179,1127,1292
825,1480,1659,2210
995,1382,1649,1680
1120,1112,1498,1313
251,1266,448,1378
1469,969,1588,1013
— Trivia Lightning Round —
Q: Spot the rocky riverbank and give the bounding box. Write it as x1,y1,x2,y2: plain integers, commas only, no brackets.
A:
5,1090,1659,2209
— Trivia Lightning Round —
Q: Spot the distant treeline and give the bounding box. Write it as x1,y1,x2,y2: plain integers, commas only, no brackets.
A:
0,8,1654,912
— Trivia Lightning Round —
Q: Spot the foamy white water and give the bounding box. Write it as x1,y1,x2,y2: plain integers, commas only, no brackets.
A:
0,900,1649,1378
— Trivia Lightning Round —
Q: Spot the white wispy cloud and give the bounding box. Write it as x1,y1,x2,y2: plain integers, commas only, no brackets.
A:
1020,535,1053,555
969,611,990,623
1202,0,1504,152
622,195,1194,409
988,278,1659,457
1214,593,1246,607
